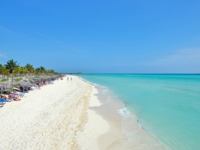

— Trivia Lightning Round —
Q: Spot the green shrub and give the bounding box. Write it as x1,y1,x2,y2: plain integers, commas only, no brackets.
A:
0,79,9,82
13,78,22,82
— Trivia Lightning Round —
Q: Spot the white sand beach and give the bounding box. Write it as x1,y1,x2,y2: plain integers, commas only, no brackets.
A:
0,76,109,150
0,75,165,150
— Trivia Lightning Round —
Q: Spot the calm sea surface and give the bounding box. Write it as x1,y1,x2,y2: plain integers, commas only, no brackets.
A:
78,74,200,150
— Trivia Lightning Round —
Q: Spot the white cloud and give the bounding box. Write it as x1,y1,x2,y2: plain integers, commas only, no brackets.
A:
148,48,200,66
33,31,64,44
0,50,6,58
0,53,6,58
0,26,12,33
32,31,90,54
144,48,200,73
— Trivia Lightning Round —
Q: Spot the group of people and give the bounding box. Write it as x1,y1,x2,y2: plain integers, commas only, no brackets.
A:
66,77,72,81
0,90,24,107
0,78,63,107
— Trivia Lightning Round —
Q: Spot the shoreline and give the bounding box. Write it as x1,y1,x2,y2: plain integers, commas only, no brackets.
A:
79,76,166,150
0,75,166,150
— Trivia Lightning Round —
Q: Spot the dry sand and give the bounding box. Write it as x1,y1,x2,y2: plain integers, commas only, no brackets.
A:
0,76,109,150
0,75,166,150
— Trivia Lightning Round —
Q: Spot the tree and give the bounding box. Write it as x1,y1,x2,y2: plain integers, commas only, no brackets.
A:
13,66,21,76
5,59,19,74
40,66,45,72
35,68,41,74
35,66,46,74
46,69,54,74
0,64,9,76
20,67,29,75
5,59,19,87
25,63,35,74
2,59,56,78
0,64,6,74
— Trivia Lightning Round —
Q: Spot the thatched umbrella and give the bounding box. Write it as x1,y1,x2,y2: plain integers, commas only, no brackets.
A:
28,79,35,84
18,80,32,92
19,80,32,87
0,84,4,94
12,82,20,87
32,78,41,83
0,82,12,93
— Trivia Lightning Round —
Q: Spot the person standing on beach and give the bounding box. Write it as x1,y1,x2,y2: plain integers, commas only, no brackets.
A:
38,82,41,89
71,77,72,81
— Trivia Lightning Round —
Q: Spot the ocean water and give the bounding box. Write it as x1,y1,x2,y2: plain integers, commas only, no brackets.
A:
78,74,200,150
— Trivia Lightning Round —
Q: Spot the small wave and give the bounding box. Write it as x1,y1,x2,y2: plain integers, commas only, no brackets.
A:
78,77,102,89
102,89,108,93
137,120,150,134
118,107,130,118
137,121,142,127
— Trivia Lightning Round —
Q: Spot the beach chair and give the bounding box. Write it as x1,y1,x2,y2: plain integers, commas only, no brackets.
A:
0,94,12,102
13,93,24,98
20,93,25,97
0,98,6,107
13,87,21,92
3,90,11,95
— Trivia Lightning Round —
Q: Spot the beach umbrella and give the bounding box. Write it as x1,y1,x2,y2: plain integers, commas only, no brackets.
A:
33,78,41,82
1,82,12,91
28,79,35,84
12,82,20,87
0,84,4,94
12,78,22,86
19,80,32,87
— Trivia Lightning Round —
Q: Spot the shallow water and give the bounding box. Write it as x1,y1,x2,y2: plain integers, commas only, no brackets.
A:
78,74,200,150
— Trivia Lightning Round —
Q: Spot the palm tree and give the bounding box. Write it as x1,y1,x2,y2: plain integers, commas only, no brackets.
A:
5,59,19,74
13,66,21,77
0,64,6,74
0,64,9,78
46,69,54,74
35,66,46,74
20,67,29,75
35,68,40,74
25,63,35,74
5,59,19,87
40,66,45,72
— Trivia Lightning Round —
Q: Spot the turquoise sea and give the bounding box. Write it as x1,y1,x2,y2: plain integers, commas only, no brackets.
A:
78,74,200,150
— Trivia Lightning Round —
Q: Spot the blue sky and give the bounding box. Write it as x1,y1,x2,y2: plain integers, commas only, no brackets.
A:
0,0,200,73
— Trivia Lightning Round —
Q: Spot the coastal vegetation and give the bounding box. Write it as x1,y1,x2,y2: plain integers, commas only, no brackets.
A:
0,59,63,91
0,59,55,78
